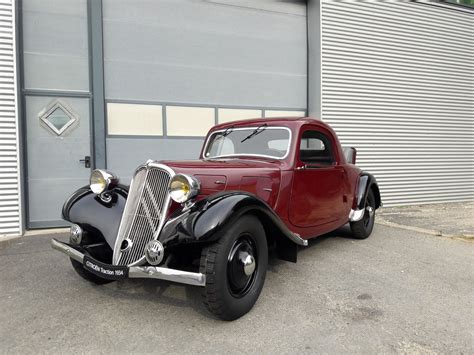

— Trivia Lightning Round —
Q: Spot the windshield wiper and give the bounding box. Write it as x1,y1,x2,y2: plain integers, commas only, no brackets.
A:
241,124,267,143
218,126,234,138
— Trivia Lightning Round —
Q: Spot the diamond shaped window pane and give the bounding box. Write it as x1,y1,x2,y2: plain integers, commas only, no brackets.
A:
39,100,78,136
47,107,73,132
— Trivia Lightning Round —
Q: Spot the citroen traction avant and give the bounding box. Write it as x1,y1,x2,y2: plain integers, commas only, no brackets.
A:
52,117,381,320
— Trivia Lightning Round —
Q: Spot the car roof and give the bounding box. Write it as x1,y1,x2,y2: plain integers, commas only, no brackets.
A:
211,117,332,131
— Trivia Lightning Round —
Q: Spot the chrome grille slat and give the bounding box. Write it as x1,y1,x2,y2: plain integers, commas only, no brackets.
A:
113,164,174,266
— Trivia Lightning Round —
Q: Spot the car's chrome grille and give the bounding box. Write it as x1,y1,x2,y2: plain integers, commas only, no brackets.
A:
113,164,174,266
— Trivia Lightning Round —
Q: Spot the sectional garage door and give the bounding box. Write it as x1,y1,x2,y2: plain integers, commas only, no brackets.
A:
321,1,474,206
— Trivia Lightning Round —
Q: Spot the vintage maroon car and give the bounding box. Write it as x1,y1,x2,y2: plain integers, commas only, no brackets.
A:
51,117,381,320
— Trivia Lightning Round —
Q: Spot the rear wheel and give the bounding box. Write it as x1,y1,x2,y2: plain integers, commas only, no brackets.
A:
200,215,268,321
70,259,114,285
350,189,376,239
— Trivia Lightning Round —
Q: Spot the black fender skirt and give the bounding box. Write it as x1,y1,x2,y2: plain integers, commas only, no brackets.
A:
355,172,382,210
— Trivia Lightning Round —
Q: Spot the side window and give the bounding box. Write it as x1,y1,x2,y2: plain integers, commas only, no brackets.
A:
299,130,334,165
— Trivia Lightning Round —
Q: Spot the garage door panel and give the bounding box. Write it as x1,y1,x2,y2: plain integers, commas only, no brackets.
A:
322,1,474,206
103,0,307,108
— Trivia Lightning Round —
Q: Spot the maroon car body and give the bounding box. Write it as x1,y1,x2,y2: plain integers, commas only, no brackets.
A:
52,117,381,320
163,117,380,240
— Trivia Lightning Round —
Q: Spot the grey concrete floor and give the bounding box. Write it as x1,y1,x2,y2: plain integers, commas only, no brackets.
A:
378,202,474,237
0,224,472,354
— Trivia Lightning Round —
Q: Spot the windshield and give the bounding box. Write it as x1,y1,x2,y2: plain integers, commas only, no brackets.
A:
204,126,291,159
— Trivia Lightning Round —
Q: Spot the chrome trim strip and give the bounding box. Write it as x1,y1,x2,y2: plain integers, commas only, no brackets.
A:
128,266,206,287
349,209,365,222
51,238,84,263
50,238,205,287
202,126,293,160
291,233,308,246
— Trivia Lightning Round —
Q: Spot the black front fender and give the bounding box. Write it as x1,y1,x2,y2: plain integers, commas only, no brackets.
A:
62,185,128,249
159,191,306,262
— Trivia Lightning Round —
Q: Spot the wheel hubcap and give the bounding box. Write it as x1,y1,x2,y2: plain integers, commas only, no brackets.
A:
227,235,257,297
364,200,375,228
241,252,256,276
366,206,374,217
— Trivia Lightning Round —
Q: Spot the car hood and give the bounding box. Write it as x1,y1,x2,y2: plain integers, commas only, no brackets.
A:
160,158,282,206
161,158,281,173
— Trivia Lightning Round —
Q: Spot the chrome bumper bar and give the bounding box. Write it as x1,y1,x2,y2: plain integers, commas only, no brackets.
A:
51,238,206,287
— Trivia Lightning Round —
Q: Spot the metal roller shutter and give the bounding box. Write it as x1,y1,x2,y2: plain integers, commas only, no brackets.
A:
321,1,474,206
0,0,21,236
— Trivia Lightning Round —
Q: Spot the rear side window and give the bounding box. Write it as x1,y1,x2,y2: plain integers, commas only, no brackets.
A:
299,131,334,165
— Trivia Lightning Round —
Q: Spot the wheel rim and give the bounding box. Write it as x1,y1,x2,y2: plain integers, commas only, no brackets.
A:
363,195,376,228
227,234,258,298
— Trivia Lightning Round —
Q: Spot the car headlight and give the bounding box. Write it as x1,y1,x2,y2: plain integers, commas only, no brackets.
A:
90,169,119,194
169,174,200,203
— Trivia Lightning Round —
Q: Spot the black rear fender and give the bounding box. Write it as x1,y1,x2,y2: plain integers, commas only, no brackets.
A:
354,172,382,210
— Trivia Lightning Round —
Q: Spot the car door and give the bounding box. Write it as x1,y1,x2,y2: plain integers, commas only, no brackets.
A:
289,128,345,227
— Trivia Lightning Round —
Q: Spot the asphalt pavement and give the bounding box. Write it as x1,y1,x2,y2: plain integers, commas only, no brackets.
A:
0,223,472,354
378,201,474,238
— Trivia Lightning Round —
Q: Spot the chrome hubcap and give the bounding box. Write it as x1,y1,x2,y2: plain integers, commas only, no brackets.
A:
366,206,374,218
241,252,256,276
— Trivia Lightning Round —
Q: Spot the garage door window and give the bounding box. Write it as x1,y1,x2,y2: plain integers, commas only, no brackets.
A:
107,103,163,136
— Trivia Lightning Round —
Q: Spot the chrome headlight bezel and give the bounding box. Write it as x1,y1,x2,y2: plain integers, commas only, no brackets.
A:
89,169,119,194
168,173,200,203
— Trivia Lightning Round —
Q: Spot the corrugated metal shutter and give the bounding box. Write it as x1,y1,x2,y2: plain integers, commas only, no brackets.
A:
0,0,21,236
321,1,474,206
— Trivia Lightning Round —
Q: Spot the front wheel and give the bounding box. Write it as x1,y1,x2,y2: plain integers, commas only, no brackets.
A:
350,189,376,239
200,215,268,321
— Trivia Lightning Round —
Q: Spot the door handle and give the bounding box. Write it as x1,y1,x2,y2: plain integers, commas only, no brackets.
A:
80,156,91,168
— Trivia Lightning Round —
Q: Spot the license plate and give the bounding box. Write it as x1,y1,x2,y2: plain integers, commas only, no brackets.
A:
83,255,128,280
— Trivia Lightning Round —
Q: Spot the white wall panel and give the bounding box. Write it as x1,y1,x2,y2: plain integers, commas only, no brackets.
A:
107,103,163,136
0,0,21,236
321,1,474,206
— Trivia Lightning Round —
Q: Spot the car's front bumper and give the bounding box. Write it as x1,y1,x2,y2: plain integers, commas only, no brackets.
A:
51,238,206,287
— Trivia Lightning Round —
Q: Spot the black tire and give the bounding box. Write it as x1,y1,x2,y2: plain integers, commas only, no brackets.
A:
70,259,114,285
200,215,268,321
350,189,376,239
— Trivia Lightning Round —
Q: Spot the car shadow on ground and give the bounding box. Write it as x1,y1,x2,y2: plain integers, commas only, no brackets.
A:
100,276,211,317
95,224,356,320
293,223,355,258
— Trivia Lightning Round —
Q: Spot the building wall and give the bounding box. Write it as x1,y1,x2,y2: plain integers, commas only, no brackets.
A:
318,0,474,206
19,0,307,227
0,0,22,237
10,0,474,231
